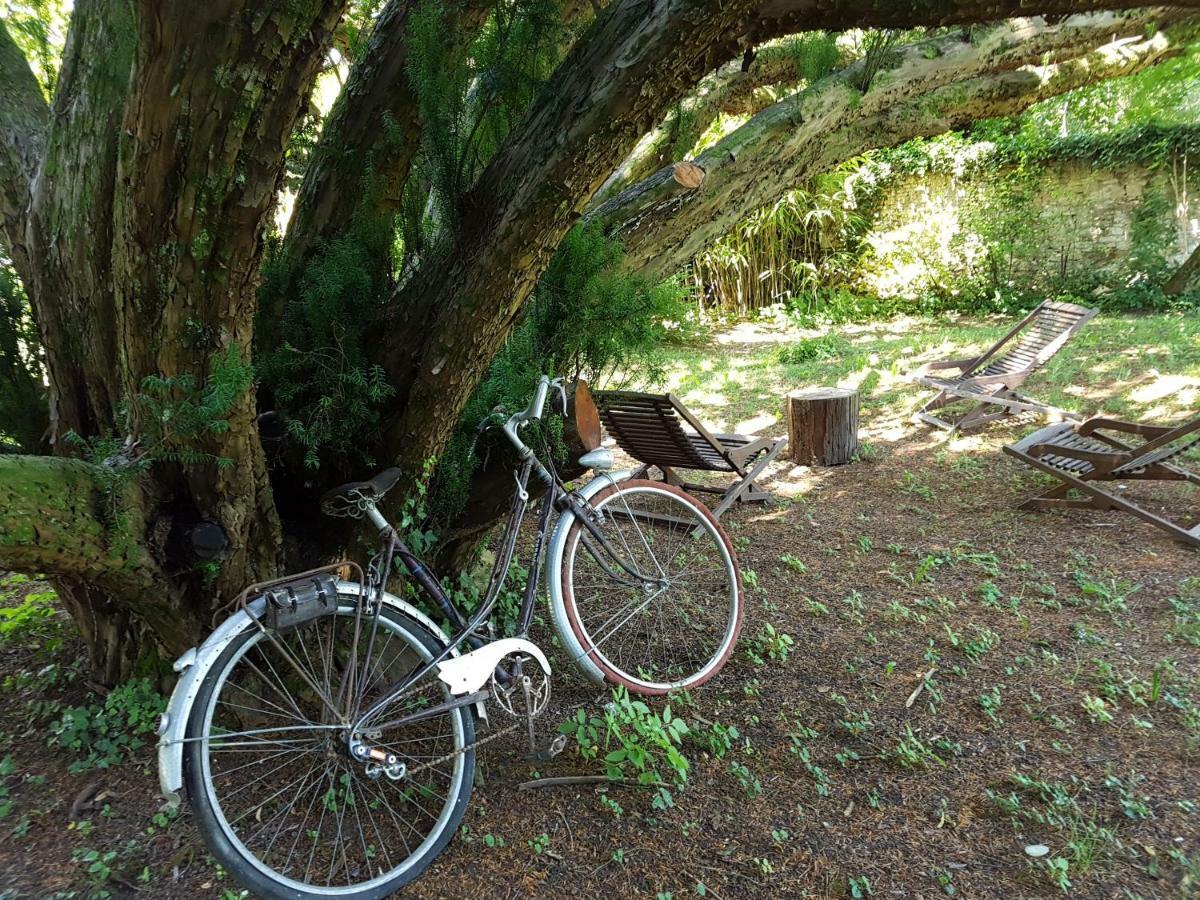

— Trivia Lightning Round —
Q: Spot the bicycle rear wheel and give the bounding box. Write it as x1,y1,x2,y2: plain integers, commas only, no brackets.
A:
183,601,474,900
555,479,743,695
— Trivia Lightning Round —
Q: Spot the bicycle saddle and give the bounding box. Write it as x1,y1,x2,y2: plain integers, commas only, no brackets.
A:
320,467,402,517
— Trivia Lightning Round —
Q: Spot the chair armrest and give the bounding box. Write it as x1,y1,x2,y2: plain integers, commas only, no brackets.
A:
914,356,979,376
1077,417,1174,438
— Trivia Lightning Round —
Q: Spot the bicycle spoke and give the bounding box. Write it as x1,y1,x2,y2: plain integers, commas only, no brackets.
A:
193,605,471,893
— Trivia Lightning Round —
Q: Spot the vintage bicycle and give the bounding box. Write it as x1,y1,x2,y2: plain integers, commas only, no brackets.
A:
157,375,744,898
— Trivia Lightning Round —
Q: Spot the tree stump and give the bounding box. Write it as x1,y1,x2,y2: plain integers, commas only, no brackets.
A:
785,388,859,466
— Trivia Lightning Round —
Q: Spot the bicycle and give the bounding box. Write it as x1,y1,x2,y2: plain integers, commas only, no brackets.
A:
157,375,744,898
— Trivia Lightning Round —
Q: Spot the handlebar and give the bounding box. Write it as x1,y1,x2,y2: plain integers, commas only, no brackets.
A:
501,375,563,459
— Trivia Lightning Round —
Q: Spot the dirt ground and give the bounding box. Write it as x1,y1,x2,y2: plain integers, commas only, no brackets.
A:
1,315,1198,899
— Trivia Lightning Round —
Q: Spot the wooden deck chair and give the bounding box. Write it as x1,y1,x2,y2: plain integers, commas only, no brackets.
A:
593,390,788,519
913,300,1098,433
1003,413,1200,548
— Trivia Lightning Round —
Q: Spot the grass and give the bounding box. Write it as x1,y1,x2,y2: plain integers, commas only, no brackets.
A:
651,310,1200,439
1,310,1198,898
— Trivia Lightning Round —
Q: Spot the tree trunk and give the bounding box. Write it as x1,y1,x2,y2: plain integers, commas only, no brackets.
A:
1165,241,1200,295
0,1,348,680
786,388,859,466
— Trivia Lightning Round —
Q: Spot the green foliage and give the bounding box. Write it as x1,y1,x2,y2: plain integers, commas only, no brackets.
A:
259,215,395,469
745,622,795,664
48,678,166,774
560,687,690,810
0,585,59,649
0,0,69,97
0,262,47,453
693,40,1200,318
787,31,841,85
133,344,254,466
430,223,691,523
406,0,565,239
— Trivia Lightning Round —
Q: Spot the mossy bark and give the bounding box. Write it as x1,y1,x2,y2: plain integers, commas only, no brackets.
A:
587,11,1198,280
0,1,347,681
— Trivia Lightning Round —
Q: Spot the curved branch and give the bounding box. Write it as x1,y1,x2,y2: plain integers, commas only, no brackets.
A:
0,21,49,277
590,10,1199,279
600,38,807,196
278,0,492,270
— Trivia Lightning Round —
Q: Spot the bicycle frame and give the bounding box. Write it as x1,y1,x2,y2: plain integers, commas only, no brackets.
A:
349,389,651,738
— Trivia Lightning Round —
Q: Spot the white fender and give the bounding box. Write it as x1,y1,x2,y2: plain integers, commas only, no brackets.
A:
156,582,458,805
546,469,636,685
435,637,551,695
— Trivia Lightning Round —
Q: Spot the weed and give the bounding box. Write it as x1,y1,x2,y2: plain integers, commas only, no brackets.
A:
729,760,763,798
48,678,166,774
900,471,935,500
780,553,807,573
746,623,795,664
560,687,689,809
889,725,944,769
978,685,1004,724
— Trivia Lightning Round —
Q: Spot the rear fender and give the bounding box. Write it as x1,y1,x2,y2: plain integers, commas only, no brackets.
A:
157,583,459,805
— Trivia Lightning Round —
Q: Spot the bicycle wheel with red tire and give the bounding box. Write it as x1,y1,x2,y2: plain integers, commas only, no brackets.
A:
556,479,744,695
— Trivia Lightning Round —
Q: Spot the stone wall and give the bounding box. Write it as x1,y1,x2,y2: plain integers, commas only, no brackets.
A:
857,158,1199,300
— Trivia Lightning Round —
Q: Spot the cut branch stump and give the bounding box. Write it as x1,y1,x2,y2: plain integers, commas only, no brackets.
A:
786,388,859,466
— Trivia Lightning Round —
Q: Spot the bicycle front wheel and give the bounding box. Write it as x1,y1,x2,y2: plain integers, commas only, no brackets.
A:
555,479,743,695
183,601,475,900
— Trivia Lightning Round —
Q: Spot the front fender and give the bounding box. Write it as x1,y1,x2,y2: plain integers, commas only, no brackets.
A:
546,469,635,686
156,583,456,805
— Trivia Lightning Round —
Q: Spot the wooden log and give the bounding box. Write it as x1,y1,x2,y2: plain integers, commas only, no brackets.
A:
785,388,859,466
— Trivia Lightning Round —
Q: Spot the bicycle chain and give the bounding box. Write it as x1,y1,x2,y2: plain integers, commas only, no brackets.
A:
404,721,521,776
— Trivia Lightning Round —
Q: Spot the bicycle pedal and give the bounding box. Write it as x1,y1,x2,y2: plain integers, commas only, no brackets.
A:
524,734,567,763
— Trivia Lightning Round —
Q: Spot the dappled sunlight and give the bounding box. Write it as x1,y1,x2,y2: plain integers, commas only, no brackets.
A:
1129,372,1200,405
735,412,780,434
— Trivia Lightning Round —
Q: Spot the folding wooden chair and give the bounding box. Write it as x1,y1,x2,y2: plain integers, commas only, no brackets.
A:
913,300,1098,433
1004,412,1200,547
593,390,787,519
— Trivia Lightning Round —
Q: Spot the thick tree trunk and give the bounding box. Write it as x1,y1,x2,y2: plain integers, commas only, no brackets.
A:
0,1,348,681
588,11,1196,280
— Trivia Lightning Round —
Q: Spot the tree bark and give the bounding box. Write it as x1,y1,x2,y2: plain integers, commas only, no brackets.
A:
786,388,859,466
599,39,808,198
1164,241,1200,295
588,10,1197,280
1,0,349,680
0,23,48,279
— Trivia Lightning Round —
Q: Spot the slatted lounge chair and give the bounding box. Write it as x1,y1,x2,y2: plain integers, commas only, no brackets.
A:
913,300,1098,433
593,390,788,519
1004,413,1200,548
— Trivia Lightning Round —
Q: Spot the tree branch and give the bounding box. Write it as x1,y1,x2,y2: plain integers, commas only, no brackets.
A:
590,10,1199,279
599,37,809,197
0,455,153,587
375,0,1200,477
0,21,49,277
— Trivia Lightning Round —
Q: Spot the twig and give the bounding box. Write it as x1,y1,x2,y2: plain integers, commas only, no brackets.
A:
906,667,936,709
517,775,666,791
554,807,575,851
